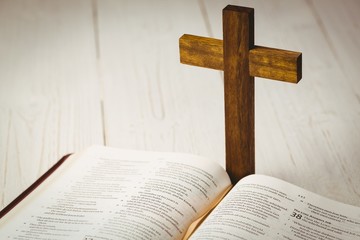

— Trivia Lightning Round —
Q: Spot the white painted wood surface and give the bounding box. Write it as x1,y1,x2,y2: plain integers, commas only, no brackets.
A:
0,0,359,211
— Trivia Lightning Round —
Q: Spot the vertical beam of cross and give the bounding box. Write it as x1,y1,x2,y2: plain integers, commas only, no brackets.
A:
223,6,255,184
179,5,302,184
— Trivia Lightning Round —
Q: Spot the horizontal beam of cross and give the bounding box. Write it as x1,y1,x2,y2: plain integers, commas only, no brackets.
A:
179,34,302,83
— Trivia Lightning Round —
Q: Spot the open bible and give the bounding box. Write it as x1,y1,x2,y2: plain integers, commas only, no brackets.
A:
1,146,359,239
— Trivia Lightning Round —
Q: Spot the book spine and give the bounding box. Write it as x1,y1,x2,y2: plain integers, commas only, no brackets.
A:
0,154,71,219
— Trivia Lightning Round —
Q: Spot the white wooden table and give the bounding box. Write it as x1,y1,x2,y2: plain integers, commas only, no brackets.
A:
1,0,359,210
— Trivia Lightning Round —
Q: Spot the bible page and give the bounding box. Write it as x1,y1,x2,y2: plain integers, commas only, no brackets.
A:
190,174,360,240
0,146,231,240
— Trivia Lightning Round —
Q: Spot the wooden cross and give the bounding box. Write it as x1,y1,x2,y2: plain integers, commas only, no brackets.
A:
179,5,302,184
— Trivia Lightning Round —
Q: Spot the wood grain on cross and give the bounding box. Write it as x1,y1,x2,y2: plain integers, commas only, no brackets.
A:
179,5,302,184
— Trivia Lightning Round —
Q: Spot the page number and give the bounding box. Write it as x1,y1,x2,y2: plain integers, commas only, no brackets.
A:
290,212,302,219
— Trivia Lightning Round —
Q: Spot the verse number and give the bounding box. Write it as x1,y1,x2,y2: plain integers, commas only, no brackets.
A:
290,212,303,219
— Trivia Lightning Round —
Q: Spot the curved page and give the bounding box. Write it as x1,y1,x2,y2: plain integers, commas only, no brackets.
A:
0,146,231,240
190,174,360,240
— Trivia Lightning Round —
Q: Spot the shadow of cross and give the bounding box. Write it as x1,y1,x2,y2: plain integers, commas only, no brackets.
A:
179,5,302,184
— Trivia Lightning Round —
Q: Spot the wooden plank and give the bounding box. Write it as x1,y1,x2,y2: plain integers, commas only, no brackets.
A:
179,35,223,71
252,0,360,207
249,46,301,83
310,0,360,96
223,6,255,183
179,34,302,83
306,0,360,204
97,0,226,164
0,0,103,210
